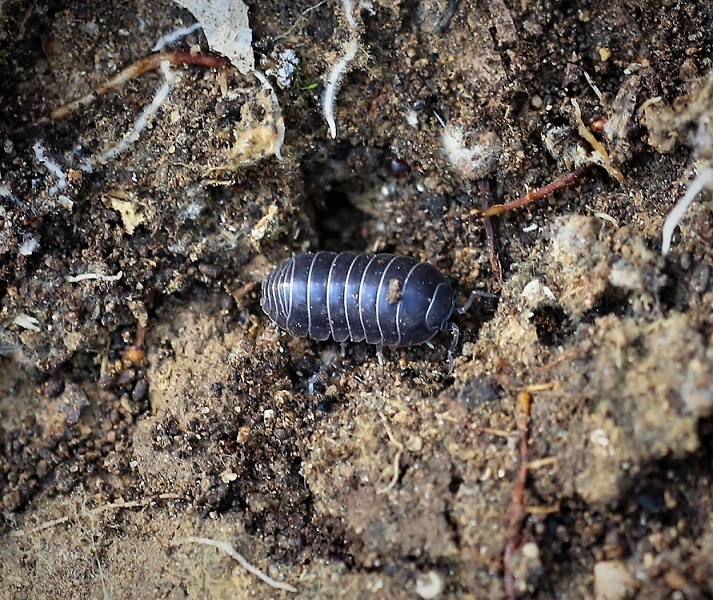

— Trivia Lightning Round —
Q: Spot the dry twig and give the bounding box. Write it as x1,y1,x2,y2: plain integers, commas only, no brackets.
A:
470,167,589,219
500,383,557,600
503,390,533,600
477,180,504,289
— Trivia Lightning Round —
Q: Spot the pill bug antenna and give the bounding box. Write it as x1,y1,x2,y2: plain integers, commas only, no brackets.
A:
456,290,498,315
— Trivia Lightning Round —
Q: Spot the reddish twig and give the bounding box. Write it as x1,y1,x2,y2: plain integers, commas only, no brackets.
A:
123,320,147,366
500,382,557,599
135,320,147,349
503,389,533,600
470,166,589,219
45,51,231,123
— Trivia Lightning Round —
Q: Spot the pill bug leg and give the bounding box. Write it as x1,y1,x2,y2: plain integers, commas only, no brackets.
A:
448,290,498,369
376,343,384,365
446,322,460,371
307,373,323,396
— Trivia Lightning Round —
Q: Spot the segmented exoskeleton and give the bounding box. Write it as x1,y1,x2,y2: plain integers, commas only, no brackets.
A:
261,252,481,364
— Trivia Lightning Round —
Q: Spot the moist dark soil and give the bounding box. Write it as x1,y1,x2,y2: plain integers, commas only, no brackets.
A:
1,1,712,598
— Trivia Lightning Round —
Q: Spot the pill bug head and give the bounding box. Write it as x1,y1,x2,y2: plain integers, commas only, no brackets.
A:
425,282,457,332
396,263,457,346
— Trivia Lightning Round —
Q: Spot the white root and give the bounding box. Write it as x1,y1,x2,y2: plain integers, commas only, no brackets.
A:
176,536,298,593
33,142,68,195
322,37,359,139
152,23,202,51
661,166,713,255
84,61,176,170
66,271,123,283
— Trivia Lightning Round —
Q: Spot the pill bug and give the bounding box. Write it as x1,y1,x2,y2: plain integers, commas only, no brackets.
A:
260,251,480,363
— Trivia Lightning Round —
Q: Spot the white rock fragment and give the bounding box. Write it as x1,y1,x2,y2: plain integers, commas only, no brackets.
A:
415,571,443,599
590,428,611,449
521,279,557,306
57,195,74,210
13,313,41,332
593,560,639,600
264,48,299,90
220,471,238,484
19,235,40,256
109,197,144,235
405,108,419,128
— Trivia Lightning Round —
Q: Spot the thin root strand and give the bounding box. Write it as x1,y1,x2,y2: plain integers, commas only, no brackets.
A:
176,536,298,593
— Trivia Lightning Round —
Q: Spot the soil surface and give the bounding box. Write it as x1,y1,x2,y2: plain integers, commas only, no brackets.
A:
1,1,712,598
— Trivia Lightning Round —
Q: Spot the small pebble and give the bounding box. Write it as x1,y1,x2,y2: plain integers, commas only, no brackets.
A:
594,560,638,600
132,379,149,402
415,571,443,599
691,263,710,293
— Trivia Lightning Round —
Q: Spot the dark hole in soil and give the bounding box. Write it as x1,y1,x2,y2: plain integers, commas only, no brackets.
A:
634,484,667,515
531,305,570,346
312,188,371,251
302,145,388,251
580,287,632,322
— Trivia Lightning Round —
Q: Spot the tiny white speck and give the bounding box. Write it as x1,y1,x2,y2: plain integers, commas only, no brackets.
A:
522,223,538,233
405,109,418,128
19,235,40,256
